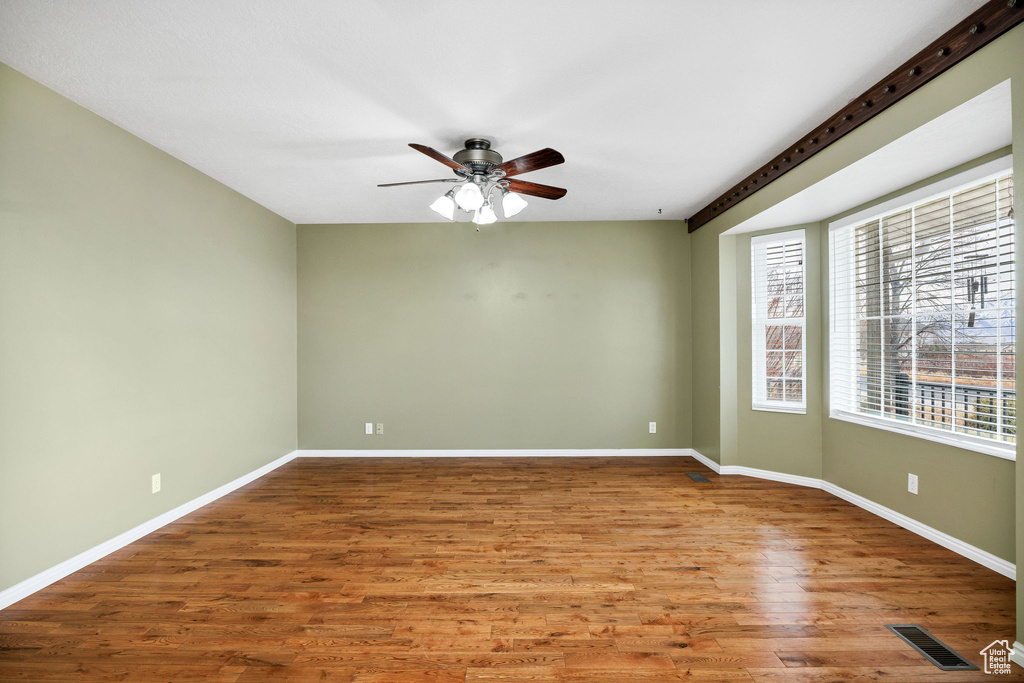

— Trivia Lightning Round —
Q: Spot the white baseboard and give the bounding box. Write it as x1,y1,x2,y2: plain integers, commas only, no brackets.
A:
1012,642,1024,668
687,449,722,473
723,464,823,489
296,448,695,458
0,448,694,608
686,449,1015,580
2,446,1013,611
820,480,1015,580
0,450,298,611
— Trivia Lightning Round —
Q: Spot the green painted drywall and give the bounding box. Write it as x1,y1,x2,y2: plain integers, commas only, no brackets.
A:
817,150,1016,563
297,221,691,450
822,422,1013,556
0,63,298,593
731,226,823,479
687,20,1022,610
691,224,721,463
692,23,1024,459
718,235,740,467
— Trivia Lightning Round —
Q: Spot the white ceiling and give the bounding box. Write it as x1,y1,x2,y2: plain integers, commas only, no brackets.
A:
725,80,1013,235
0,0,989,225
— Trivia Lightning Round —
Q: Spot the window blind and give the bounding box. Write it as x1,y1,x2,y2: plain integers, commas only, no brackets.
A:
752,230,806,412
830,172,1015,454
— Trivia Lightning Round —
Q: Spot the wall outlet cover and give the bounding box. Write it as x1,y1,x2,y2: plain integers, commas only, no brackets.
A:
376,423,384,435
908,473,918,495
151,473,161,494
649,422,657,433
365,422,373,435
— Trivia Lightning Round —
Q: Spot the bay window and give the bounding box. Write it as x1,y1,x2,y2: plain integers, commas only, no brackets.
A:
829,163,1015,457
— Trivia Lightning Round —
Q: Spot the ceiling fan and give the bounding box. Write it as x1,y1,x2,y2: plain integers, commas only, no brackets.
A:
378,138,566,226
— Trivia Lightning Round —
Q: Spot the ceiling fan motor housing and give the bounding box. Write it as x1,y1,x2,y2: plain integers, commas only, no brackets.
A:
453,138,502,172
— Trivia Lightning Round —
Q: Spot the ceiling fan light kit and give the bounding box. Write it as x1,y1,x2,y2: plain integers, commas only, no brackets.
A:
501,187,528,218
428,188,457,221
455,180,485,211
472,201,498,226
379,138,566,228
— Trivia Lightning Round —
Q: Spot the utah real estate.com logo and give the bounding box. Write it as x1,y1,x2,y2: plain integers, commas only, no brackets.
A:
981,640,1013,675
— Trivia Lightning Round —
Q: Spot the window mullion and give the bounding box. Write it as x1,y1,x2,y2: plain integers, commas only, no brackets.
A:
910,205,918,426
850,232,858,416
995,185,1003,439
780,264,788,404
878,219,886,418
796,242,806,403
948,193,957,434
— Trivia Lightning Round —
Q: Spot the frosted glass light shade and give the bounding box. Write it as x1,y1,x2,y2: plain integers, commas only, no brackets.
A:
501,190,528,218
429,190,456,220
473,203,497,225
455,182,484,211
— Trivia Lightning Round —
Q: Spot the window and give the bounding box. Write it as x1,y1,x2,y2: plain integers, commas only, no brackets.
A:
830,165,1015,458
752,230,806,413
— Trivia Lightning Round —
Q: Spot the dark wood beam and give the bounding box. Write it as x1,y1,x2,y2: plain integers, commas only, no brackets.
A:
688,0,1024,233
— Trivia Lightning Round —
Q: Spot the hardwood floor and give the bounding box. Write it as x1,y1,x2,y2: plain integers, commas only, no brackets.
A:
0,456,1018,681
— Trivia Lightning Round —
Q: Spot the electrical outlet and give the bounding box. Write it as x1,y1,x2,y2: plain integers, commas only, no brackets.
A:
152,473,161,494
649,422,657,434
376,423,384,435
365,422,373,435
908,473,918,495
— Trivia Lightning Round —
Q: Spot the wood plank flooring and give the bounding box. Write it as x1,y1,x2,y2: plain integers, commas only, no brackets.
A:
0,456,1018,681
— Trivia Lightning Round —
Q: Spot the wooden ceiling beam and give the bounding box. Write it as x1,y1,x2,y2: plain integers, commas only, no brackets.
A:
688,0,1024,233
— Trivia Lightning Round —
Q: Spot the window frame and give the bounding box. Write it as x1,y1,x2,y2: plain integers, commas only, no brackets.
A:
828,156,1015,460
751,229,807,414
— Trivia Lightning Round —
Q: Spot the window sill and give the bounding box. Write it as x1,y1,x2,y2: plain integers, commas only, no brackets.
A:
829,410,1015,461
752,402,807,415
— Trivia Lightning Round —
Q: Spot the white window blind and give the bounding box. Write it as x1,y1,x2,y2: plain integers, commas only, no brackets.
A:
830,170,1015,457
752,230,806,413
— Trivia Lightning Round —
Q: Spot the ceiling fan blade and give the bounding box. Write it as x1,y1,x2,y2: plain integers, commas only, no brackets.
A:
496,148,565,178
505,178,567,200
409,143,469,172
377,179,459,188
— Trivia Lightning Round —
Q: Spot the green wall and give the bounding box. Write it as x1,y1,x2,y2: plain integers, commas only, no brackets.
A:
729,226,823,479
297,221,691,450
695,26,1024,467
688,22,1023,637
691,225,721,463
818,149,1017,562
2,17,1022,642
0,63,298,592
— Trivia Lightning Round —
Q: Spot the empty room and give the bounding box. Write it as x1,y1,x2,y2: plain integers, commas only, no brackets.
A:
1,1,1023,681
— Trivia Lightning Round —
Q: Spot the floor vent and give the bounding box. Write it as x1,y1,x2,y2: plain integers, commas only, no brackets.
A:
886,625,979,671
686,472,711,483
